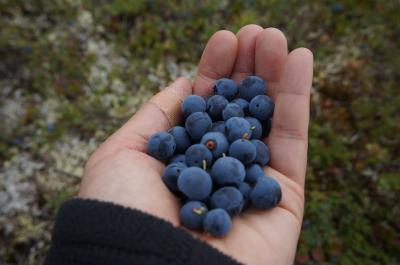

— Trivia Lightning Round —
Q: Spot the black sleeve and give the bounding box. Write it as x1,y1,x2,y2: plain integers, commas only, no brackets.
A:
44,198,242,265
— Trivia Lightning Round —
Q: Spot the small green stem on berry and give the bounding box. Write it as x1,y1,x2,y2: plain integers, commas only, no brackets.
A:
243,133,250,140
202,160,207,170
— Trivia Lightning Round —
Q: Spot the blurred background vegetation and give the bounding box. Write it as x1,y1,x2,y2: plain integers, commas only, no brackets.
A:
0,0,399,264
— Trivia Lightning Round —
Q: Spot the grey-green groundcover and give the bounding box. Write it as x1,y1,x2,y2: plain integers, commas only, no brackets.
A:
0,1,399,264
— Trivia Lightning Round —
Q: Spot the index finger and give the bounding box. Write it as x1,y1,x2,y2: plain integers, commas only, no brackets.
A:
193,30,238,96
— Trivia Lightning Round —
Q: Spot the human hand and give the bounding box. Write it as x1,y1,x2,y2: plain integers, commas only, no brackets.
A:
79,25,313,265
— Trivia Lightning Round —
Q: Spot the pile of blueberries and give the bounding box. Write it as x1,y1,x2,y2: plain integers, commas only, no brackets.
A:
147,76,281,237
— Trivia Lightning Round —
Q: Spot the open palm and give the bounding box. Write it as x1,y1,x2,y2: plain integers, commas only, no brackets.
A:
79,25,313,265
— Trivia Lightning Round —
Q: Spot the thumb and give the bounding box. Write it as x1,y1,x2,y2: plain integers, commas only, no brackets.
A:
88,77,192,167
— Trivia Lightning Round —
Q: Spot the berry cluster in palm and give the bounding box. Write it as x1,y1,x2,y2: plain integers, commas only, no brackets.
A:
147,76,281,237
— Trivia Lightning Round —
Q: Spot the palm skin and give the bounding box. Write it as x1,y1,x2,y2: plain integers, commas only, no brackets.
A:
79,25,313,265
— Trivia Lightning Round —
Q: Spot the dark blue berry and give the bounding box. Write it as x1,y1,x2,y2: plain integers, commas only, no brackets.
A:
169,154,186,164
162,162,187,193
238,182,251,206
210,121,226,134
225,117,252,142
211,156,245,186
238,76,266,101
214,78,238,100
185,144,213,168
168,126,191,153
203,209,231,237
200,132,229,159
206,95,229,120
147,132,176,160
178,167,212,200
185,112,212,142
232,98,249,113
330,3,344,14
229,139,256,164
249,95,274,121
210,187,244,216
250,176,282,209
180,201,208,230
245,164,265,184
245,117,262,139
251,139,270,166
222,103,244,121
182,95,206,117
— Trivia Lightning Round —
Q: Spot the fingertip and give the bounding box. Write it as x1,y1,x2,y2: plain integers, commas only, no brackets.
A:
169,77,193,98
205,30,238,56
174,76,192,86
236,24,263,37
256,27,288,55
213,29,237,42
206,30,238,63
283,48,314,93
261,27,287,42
290,47,314,62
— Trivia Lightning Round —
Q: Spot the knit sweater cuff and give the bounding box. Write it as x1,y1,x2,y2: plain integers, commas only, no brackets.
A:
44,198,241,265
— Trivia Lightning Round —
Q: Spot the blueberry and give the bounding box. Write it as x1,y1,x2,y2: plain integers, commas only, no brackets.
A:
206,95,229,120
178,167,212,200
231,98,249,113
200,132,229,159
185,144,213,168
168,126,191,153
210,187,244,216
251,139,270,166
245,117,262,139
47,122,56,133
222,103,244,121
214,78,238,100
180,201,208,230
245,164,265,184
229,139,256,164
238,76,266,101
182,95,206,117
162,162,187,193
330,3,344,14
147,132,176,160
211,157,245,186
238,182,251,206
169,154,186,164
203,209,231,237
225,117,252,142
185,112,212,142
210,121,226,134
249,95,274,121
250,176,282,209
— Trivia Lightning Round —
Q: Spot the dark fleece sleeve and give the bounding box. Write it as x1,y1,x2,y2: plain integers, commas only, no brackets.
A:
44,198,242,265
